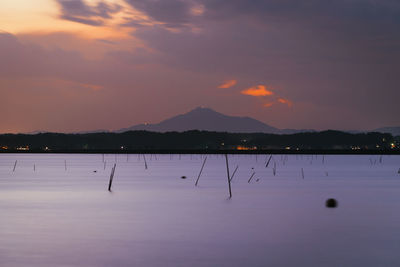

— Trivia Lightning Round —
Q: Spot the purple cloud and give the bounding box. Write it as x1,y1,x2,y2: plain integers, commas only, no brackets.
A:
56,0,122,26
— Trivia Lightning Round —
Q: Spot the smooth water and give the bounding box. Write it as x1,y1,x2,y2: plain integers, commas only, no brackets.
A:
0,154,399,267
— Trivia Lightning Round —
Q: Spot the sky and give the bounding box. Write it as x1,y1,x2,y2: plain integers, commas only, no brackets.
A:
0,0,399,133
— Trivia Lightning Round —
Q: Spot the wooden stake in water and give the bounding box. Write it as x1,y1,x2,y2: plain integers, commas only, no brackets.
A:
301,168,305,179
265,155,273,168
108,163,117,191
273,162,276,176
247,172,256,183
64,160,67,171
103,161,106,170
13,160,17,172
195,156,207,186
229,165,239,182
225,154,232,198
143,154,148,170
34,164,36,172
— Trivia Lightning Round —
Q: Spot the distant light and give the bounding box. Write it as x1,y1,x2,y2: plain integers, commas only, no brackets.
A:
121,146,124,150
236,145,257,151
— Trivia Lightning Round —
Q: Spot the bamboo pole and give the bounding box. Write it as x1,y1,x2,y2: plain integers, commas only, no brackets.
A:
108,163,116,191
143,154,148,170
13,160,17,172
265,155,273,168
225,154,232,198
229,165,239,182
248,172,256,183
273,162,276,176
195,156,207,186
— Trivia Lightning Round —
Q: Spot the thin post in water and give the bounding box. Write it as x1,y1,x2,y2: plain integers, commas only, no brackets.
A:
273,162,276,176
13,160,17,172
195,156,207,186
64,160,67,171
108,163,117,191
265,155,273,168
229,165,239,182
301,168,305,179
143,154,148,170
248,172,256,183
225,154,232,198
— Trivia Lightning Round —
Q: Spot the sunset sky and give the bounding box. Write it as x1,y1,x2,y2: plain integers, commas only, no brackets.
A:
1,0,399,133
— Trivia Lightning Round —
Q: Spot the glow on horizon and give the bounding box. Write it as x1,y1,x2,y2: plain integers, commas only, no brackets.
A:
0,0,134,40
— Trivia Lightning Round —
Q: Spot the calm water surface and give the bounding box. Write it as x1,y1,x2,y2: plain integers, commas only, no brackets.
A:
0,154,399,267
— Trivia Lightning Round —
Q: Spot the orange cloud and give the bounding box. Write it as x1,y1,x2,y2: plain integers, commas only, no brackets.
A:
241,85,274,96
263,102,274,108
278,98,293,107
218,79,237,89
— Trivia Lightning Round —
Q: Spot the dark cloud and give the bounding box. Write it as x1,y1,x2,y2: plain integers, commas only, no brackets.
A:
124,0,195,26
56,0,122,26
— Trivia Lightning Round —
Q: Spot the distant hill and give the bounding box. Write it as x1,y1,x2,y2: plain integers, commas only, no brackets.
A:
0,130,395,151
372,127,400,137
117,107,313,134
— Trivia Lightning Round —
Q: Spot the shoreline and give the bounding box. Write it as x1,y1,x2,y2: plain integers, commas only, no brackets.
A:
1,149,399,155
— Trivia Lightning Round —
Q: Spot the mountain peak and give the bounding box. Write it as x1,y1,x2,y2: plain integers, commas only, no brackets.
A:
117,107,282,133
187,106,218,115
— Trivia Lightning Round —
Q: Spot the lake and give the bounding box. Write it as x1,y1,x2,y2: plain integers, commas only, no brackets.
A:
0,153,399,266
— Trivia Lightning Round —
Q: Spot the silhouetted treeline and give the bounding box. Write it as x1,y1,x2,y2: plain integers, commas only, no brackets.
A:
0,130,396,152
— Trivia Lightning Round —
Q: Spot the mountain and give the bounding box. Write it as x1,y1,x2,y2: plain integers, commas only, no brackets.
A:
117,107,313,134
372,127,400,137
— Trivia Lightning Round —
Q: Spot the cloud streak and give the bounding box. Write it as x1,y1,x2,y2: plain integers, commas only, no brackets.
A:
56,0,122,26
278,98,293,107
241,85,274,97
218,79,237,89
